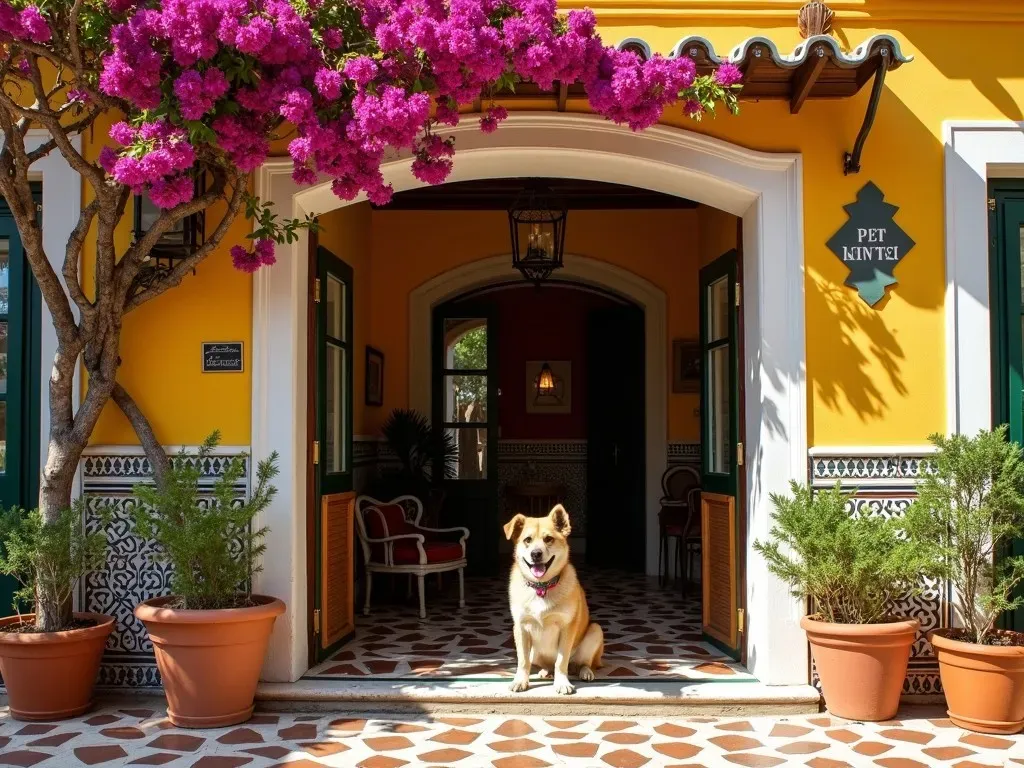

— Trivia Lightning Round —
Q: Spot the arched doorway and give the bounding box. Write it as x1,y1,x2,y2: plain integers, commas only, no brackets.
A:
252,112,807,687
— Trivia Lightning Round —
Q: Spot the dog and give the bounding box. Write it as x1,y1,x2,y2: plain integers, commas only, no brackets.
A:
503,504,604,695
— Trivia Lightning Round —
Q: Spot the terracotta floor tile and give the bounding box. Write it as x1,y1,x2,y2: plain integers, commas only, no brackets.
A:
430,729,480,745
26,732,78,747
600,749,650,768
487,738,543,753
603,733,649,744
950,761,1002,768
768,724,813,737
298,741,350,757
709,735,763,751
494,721,533,737
363,736,415,751
722,755,786,768
417,747,474,762
146,735,206,752
83,716,120,727
243,746,291,759
327,718,366,733
126,755,179,766
98,727,146,740
775,741,829,754
271,760,327,768
923,746,977,760
959,733,1015,750
0,751,52,767
552,742,600,758
491,757,551,768
597,720,638,732
277,724,318,741
546,731,585,740
217,728,263,745
356,758,408,768
13,726,54,737
717,721,755,732
878,729,935,745
652,742,703,759
190,758,253,768
72,745,129,765
436,717,482,727
852,742,894,756
119,709,155,719
806,759,854,768
825,728,861,743
544,720,585,729
653,723,696,738
873,759,931,768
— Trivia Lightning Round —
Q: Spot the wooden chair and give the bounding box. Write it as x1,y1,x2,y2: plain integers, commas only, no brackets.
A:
355,494,469,619
682,486,704,597
658,465,700,585
505,482,566,518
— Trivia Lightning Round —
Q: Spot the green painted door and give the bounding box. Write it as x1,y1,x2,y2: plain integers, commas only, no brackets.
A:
313,246,354,660
699,250,743,659
432,300,499,577
989,183,1024,631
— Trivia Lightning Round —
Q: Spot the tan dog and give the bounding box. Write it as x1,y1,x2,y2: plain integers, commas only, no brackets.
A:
503,504,604,694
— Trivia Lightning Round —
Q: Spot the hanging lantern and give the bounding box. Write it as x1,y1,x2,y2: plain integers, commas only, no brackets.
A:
536,362,556,396
133,173,206,271
508,184,567,286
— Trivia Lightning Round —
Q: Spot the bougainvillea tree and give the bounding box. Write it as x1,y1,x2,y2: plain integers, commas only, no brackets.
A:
0,0,740,628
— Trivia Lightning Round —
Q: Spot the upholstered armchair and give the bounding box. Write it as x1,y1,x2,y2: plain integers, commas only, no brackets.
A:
354,494,469,619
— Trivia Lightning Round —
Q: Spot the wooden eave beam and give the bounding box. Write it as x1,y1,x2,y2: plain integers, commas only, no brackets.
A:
790,46,828,114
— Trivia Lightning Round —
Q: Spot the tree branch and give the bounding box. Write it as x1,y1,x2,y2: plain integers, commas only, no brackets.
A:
63,198,98,317
112,382,171,485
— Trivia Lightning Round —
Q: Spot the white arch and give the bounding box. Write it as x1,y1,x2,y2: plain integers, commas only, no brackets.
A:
252,112,806,687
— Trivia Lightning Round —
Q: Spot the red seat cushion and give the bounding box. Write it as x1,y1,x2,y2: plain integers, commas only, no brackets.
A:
363,503,415,538
391,540,464,565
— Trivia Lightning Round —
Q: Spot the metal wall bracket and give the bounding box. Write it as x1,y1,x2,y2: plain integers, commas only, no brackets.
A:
843,49,890,175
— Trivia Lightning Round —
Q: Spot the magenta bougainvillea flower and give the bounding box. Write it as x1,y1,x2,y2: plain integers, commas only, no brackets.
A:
0,0,741,269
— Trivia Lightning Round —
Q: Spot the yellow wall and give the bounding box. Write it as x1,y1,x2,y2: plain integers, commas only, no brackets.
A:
81,6,1024,451
316,204,373,437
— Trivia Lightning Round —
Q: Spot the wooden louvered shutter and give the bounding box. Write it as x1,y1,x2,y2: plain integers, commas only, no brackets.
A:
320,491,355,649
702,492,738,650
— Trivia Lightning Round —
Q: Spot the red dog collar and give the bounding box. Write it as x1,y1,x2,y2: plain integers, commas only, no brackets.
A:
525,573,560,597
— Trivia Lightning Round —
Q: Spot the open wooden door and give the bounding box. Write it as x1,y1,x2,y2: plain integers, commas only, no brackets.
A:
699,250,744,660
311,246,356,661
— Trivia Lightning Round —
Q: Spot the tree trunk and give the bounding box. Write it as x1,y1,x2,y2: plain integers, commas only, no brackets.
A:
36,435,85,631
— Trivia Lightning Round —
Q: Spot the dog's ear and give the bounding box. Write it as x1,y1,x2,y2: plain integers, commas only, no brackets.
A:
548,504,571,536
503,514,527,541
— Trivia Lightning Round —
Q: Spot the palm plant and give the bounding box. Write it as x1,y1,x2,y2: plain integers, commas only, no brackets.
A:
378,409,458,498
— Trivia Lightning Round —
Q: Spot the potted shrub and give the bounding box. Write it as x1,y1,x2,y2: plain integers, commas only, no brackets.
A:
0,502,113,720
133,432,284,728
375,409,458,527
754,481,934,721
904,427,1024,734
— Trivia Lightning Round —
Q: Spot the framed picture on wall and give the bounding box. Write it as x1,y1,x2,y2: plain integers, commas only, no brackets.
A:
365,346,384,407
672,340,701,394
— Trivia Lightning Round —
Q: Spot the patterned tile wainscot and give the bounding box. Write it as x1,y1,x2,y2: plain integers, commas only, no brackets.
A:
809,446,946,697
80,446,250,688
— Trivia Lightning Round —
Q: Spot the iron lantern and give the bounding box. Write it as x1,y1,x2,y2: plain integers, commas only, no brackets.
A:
536,362,556,396
508,184,567,286
133,174,206,270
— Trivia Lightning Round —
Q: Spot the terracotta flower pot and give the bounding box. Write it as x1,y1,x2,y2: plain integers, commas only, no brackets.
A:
929,628,1024,734
135,595,285,728
0,612,114,721
801,615,918,721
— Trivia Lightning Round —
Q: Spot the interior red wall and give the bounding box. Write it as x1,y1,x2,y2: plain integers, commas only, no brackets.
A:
478,285,619,440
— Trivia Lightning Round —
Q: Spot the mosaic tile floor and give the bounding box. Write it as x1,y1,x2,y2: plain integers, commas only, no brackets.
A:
0,704,1022,767
305,569,754,683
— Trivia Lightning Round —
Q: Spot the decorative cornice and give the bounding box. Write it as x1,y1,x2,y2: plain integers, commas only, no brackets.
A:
659,33,911,68
562,0,1022,23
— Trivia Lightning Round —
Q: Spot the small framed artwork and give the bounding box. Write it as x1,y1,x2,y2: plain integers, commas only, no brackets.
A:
365,346,384,407
672,340,701,394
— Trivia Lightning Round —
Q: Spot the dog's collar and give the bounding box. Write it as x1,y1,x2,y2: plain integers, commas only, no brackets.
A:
524,573,560,598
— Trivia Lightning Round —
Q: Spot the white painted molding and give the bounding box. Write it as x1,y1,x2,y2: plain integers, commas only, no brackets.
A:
254,112,806,686
12,131,83,499
807,445,934,456
944,121,1024,437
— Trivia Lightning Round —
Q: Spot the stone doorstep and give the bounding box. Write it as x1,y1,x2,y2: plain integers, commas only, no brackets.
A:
253,679,823,717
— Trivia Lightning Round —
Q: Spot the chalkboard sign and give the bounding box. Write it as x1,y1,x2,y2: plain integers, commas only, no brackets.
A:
202,342,244,373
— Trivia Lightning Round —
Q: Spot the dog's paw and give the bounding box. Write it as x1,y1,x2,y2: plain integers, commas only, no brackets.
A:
553,676,576,695
578,665,595,682
510,673,530,693
537,668,551,679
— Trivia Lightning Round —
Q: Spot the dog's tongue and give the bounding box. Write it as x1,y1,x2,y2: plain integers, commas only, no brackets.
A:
531,564,547,579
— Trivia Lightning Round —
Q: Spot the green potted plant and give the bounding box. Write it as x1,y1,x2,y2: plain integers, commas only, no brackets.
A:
754,480,934,721
904,427,1024,734
133,432,283,728
0,502,113,720
375,409,458,526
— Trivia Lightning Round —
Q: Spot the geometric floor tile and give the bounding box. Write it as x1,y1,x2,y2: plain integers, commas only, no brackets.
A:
304,568,755,682
0,703,1021,767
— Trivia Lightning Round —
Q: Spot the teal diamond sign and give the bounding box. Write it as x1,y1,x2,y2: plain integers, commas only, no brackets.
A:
826,182,916,307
